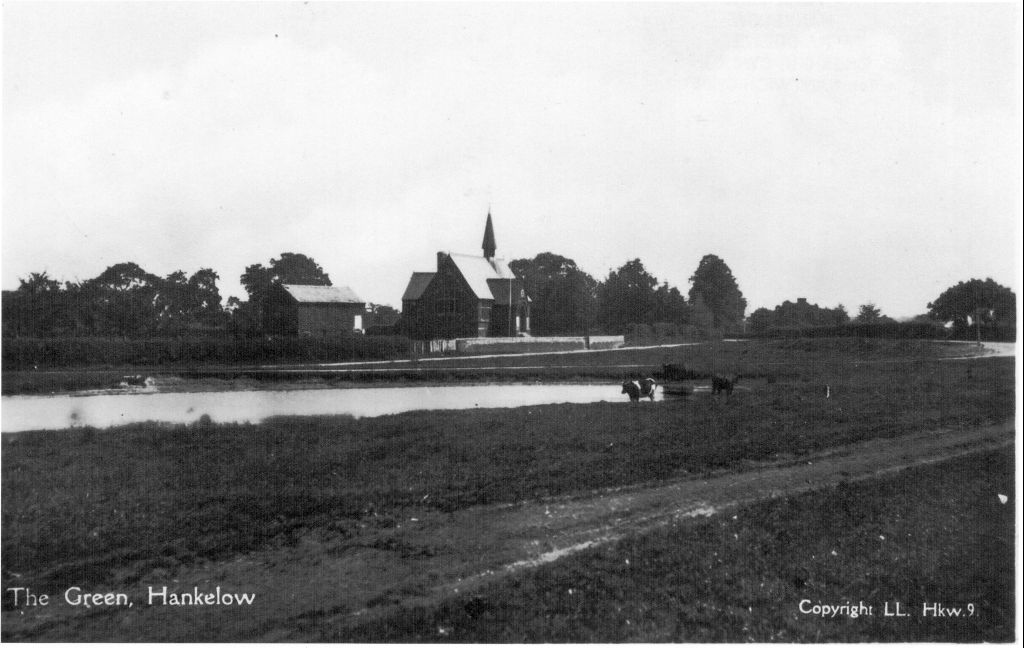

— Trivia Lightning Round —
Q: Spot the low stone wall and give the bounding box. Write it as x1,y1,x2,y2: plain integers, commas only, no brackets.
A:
446,335,625,355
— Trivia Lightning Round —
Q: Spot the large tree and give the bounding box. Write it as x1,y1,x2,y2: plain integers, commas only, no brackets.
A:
596,259,660,334
687,254,747,329
509,253,598,335
927,278,1016,334
85,262,164,336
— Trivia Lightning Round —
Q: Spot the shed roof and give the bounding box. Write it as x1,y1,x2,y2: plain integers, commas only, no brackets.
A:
282,284,363,304
402,272,436,301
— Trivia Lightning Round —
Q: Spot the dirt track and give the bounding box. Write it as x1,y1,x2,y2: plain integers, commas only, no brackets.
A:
3,419,1013,641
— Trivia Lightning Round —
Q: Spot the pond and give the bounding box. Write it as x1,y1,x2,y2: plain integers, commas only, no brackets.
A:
1,383,667,433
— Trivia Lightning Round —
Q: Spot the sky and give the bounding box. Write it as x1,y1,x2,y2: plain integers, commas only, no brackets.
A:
3,2,1022,319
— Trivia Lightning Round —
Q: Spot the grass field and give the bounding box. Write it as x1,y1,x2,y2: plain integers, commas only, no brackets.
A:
1,341,1013,597
1,338,980,395
336,447,1015,642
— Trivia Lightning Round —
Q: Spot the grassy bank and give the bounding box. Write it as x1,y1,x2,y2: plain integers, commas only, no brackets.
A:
1,351,1012,592
340,447,1015,642
2,338,979,395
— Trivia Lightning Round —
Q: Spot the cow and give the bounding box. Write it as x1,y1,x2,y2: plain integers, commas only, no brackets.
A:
711,374,739,397
639,377,657,400
622,378,657,402
622,380,641,402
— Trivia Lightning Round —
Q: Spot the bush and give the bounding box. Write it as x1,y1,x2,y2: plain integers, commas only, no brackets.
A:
750,321,969,341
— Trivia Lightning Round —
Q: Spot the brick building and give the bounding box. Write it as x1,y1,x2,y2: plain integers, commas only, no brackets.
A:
401,213,531,340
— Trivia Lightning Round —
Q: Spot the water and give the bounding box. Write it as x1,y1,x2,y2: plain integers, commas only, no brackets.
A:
1,383,663,433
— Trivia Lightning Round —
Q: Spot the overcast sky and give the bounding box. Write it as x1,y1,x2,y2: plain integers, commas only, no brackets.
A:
3,2,1021,318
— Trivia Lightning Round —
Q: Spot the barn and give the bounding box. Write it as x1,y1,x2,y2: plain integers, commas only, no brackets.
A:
401,213,531,340
273,284,367,336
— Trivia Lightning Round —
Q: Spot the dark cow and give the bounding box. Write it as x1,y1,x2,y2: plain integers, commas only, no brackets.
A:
711,374,739,397
639,377,657,400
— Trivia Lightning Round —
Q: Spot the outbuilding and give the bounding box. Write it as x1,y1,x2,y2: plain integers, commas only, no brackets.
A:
275,284,366,336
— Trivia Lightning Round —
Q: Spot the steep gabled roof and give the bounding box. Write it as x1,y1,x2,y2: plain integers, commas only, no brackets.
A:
402,272,436,301
447,253,515,301
282,284,363,304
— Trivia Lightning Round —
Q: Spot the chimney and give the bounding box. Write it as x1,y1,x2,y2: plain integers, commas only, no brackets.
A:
437,251,448,270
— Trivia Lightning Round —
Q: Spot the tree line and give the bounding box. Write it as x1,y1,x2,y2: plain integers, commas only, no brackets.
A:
508,253,747,337
2,252,1015,342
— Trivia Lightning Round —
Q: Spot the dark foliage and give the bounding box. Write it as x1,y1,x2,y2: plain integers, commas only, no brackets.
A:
855,302,893,324
688,254,746,330
509,253,598,336
3,265,227,338
596,259,690,335
1,334,411,370
927,278,1016,339
752,320,1014,342
749,298,849,334
237,252,333,335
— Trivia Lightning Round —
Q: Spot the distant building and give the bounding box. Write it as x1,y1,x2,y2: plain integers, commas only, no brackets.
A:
272,284,366,336
401,213,531,339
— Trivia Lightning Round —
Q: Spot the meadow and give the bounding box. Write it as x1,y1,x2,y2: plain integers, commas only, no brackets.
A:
1,339,1012,604
1,337,980,395
337,447,1015,642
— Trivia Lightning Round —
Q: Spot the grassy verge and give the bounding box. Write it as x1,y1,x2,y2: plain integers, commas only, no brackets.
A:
339,447,1015,642
1,351,1012,592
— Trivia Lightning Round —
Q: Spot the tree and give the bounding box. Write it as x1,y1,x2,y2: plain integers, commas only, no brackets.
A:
240,252,332,299
688,254,747,330
855,303,884,324
85,262,163,336
367,304,401,330
652,283,689,325
748,307,772,335
153,268,227,332
927,278,1016,336
596,259,660,334
4,273,64,337
187,268,227,329
510,253,598,335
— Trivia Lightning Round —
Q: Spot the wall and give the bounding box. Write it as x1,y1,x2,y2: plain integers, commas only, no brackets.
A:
295,303,364,336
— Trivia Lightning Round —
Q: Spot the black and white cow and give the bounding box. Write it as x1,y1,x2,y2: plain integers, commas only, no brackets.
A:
622,377,657,402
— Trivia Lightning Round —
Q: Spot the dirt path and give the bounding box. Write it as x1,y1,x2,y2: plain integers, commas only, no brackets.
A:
3,420,1013,642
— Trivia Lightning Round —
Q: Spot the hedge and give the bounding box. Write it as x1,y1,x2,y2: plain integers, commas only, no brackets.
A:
1,335,411,370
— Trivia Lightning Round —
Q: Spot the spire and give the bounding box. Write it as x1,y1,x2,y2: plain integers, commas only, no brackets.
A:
482,210,496,259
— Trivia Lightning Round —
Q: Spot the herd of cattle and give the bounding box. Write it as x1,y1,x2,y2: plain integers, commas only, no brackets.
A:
621,363,740,402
